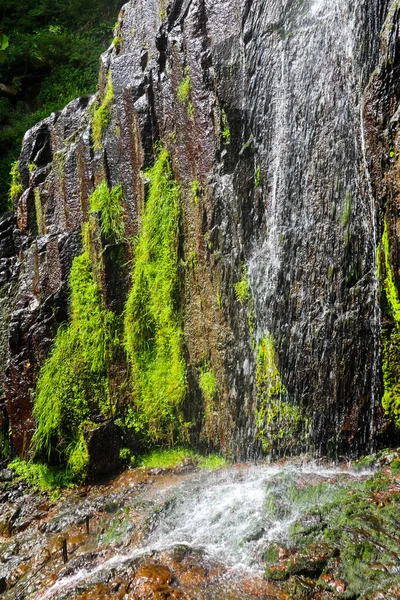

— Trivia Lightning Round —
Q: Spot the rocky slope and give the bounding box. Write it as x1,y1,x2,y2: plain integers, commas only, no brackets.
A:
0,0,400,466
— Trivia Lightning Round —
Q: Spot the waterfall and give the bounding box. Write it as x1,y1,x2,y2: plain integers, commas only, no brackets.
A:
243,0,384,453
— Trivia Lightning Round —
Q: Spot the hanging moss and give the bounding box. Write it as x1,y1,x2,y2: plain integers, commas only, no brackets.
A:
177,66,194,118
34,188,44,235
89,179,125,242
9,160,22,207
378,219,400,427
124,146,187,444
255,334,303,453
91,72,114,151
32,221,121,479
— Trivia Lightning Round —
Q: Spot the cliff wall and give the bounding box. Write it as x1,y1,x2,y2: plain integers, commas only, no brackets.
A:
0,0,399,466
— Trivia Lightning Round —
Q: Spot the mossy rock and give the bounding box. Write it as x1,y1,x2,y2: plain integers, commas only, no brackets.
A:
264,564,289,581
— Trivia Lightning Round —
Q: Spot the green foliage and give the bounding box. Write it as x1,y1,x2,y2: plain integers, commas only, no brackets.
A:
221,108,231,145
390,458,400,474
255,335,303,452
255,166,261,187
89,179,125,242
138,447,228,470
139,448,194,469
8,458,75,494
235,267,252,304
9,160,22,206
177,67,194,118
378,219,400,427
32,221,122,478
0,0,124,213
197,454,227,470
124,146,187,444
0,33,9,63
91,72,114,151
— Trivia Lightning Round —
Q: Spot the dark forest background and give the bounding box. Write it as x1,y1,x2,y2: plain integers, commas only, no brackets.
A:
0,0,124,213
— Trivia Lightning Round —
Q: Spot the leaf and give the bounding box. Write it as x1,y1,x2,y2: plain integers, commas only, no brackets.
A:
0,34,9,51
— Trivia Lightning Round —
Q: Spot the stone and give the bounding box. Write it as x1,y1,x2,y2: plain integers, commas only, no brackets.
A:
84,420,123,481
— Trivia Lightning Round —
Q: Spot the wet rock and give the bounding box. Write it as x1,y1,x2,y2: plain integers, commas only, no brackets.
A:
135,564,173,586
0,469,14,482
178,566,206,587
84,420,123,481
241,576,292,599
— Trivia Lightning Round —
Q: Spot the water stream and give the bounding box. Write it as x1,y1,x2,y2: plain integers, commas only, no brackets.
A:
29,462,373,599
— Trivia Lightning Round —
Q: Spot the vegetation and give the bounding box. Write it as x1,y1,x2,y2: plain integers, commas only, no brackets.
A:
255,334,303,452
177,67,194,118
0,0,124,213
34,188,44,235
199,363,218,420
221,108,231,145
31,221,122,479
89,179,125,242
91,72,115,151
191,179,200,205
263,456,400,598
8,160,22,207
378,219,400,427
8,458,75,495
138,447,228,470
124,146,187,445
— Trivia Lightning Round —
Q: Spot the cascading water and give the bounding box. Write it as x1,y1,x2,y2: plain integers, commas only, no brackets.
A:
33,462,376,600
243,0,385,453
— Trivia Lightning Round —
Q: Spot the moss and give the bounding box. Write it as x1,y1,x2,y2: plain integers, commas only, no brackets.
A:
235,266,255,340
378,219,400,427
91,71,114,151
89,179,125,242
54,150,65,188
390,458,400,474
255,335,303,452
32,221,121,479
138,448,228,470
177,67,194,117
198,454,227,470
264,464,400,598
191,179,200,205
8,458,75,494
9,160,22,207
199,363,218,419
34,188,44,235
221,108,231,145
341,191,352,229
255,166,261,187
124,146,187,444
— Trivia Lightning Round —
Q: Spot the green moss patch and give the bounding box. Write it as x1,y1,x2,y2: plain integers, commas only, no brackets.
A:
255,335,303,453
264,462,400,598
377,219,400,427
124,146,187,444
32,221,122,479
89,179,125,242
91,72,114,151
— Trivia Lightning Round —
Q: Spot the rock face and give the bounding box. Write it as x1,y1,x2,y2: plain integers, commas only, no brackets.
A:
0,0,399,461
